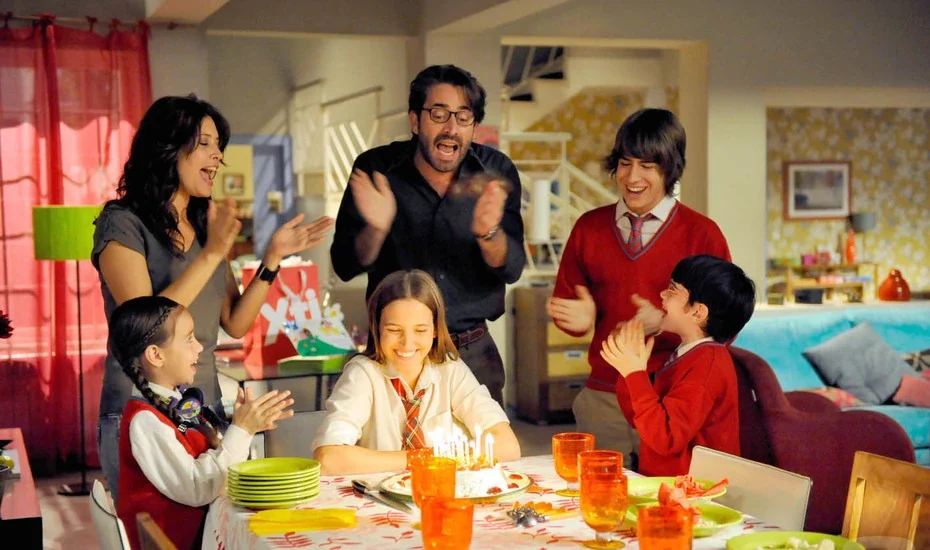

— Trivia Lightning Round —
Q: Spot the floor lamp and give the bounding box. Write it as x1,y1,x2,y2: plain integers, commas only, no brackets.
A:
33,205,101,497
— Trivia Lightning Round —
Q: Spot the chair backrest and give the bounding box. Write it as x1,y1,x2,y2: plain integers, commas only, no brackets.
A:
843,451,930,549
136,512,179,550
730,347,779,464
689,445,812,530
263,410,329,458
89,479,131,550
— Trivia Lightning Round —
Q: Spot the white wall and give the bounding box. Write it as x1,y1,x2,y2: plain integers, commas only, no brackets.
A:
562,48,671,95
498,0,930,293
424,34,504,126
202,0,418,36
149,28,211,99
206,35,410,136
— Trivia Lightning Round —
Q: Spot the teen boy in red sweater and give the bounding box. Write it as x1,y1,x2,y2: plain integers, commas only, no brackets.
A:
548,109,730,470
600,254,755,476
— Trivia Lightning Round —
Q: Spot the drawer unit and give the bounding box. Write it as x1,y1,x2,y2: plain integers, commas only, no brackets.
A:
514,285,592,425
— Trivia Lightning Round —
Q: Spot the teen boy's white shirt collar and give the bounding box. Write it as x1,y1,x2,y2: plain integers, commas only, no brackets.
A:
615,194,677,246
128,383,251,508
311,355,510,453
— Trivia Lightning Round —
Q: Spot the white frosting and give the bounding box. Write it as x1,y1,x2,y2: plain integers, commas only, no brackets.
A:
455,464,509,498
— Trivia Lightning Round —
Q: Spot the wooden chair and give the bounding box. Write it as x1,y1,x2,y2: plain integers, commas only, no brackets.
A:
135,512,178,550
689,445,812,530
843,451,930,549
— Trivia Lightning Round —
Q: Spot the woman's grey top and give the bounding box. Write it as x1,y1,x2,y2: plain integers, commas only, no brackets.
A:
92,204,228,417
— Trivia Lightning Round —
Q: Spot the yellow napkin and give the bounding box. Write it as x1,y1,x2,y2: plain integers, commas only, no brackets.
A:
248,508,357,536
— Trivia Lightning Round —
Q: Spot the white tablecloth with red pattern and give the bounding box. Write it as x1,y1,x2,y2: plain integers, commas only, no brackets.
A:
204,454,782,550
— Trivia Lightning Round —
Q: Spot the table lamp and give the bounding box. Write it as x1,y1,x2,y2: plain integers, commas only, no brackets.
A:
32,205,101,497
849,212,877,262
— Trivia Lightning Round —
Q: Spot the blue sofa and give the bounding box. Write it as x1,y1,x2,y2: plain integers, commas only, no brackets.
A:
733,303,930,465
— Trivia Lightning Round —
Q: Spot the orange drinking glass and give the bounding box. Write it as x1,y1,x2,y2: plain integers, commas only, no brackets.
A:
421,495,474,550
637,505,693,550
580,471,628,549
578,450,624,477
552,432,595,496
406,447,434,471
411,456,456,509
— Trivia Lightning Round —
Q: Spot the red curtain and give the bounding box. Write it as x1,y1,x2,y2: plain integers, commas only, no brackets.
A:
0,18,151,472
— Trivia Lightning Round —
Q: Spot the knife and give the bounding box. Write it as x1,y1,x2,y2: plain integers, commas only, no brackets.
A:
351,479,413,514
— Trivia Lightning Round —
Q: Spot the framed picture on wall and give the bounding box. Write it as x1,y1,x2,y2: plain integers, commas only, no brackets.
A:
223,173,245,196
783,160,852,220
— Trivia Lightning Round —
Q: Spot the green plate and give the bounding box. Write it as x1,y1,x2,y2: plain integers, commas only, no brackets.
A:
726,532,865,550
228,482,318,498
632,502,742,537
228,471,320,485
230,492,319,510
228,487,319,502
626,477,726,504
229,457,321,479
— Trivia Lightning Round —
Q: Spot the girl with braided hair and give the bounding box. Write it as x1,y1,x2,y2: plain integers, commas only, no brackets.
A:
109,295,294,550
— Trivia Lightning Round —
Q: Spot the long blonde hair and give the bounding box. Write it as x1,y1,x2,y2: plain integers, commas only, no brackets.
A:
364,270,459,365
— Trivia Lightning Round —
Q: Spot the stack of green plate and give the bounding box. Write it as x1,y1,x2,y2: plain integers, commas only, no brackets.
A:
227,457,321,510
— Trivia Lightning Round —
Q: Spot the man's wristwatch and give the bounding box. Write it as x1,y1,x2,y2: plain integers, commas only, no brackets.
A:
475,224,502,241
255,263,279,283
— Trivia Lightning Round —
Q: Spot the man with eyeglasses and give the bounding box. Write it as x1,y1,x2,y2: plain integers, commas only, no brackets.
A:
331,64,526,407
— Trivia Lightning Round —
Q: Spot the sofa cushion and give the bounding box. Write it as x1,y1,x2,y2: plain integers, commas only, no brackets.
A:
803,322,918,405
733,313,851,391
853,405,930,448
846,308,930,352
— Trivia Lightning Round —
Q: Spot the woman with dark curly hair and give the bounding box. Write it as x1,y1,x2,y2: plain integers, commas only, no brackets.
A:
92,94,333,503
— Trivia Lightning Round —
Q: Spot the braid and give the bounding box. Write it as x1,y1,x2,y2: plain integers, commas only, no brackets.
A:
123,357,185,427
110,296,220,447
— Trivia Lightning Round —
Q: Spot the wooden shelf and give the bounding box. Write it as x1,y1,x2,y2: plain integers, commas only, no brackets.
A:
768,261,878,303
791,281,867,290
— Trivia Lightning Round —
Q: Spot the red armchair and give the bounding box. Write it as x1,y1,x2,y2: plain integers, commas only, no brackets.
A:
730,347,915,534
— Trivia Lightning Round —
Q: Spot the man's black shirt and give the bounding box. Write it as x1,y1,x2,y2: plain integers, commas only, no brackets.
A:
330,138,526,333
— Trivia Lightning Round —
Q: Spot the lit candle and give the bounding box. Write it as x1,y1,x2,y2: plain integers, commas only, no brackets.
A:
473,424,482,459
487,433,495,465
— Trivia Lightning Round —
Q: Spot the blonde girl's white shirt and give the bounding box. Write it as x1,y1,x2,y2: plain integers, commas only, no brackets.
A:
311,355,511,452
128,383,251,508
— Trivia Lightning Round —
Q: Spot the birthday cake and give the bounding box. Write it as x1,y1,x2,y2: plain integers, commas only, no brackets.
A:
455,456,510,498
387,455,524,499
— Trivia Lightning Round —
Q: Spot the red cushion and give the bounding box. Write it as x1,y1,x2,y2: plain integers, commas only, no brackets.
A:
893,376,930,408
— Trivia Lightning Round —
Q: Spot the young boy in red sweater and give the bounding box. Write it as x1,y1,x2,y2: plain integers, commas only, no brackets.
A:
600,254,755,476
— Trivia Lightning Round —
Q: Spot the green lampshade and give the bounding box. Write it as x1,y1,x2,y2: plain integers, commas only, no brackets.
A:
32,205,102,261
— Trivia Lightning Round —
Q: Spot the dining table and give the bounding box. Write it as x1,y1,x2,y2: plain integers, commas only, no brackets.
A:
204,454,783,550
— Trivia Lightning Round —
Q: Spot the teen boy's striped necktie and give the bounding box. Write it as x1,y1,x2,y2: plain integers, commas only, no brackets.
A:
391,378,428,449
625,212,656,254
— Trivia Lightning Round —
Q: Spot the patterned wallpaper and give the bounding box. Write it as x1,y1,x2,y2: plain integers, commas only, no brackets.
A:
508,86,678,209
767,107,930,291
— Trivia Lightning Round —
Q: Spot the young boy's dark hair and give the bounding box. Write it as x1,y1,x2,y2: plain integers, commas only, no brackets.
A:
670,254,756,343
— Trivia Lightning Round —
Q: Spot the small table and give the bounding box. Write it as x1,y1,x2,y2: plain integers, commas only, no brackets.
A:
0,428,42,549
217,356,345,413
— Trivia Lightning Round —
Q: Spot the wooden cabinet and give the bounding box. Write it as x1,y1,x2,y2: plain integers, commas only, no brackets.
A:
514,286,591,425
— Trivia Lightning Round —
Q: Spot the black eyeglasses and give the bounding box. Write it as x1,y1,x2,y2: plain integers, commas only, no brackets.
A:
421,107,476,127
